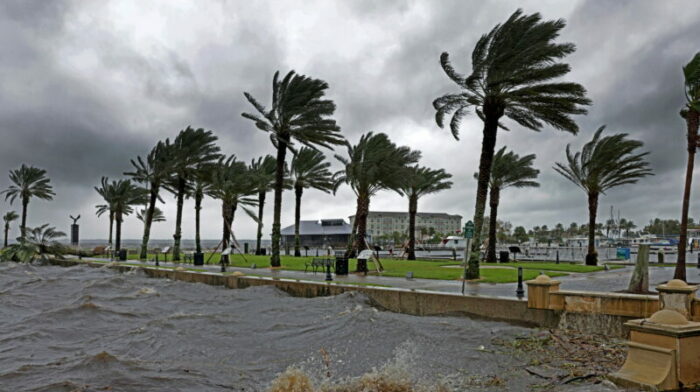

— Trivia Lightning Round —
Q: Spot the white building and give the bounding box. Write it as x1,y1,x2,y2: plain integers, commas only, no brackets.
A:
348,211,462,239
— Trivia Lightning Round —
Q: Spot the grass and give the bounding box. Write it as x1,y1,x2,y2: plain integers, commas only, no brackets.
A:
482,261,623,273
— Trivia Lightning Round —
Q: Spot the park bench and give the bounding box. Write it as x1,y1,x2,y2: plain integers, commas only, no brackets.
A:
305,258,334,274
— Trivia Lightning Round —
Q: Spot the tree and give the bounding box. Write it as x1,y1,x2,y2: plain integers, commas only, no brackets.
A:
554,126,653,265
95,177,116,247
206,156,258,264
513,226,529,244
192,163,215,255
677,53,700,281
126,140,175,260
165,127,221,261
95,177,147,252
1,165,55,241
1,224,66,262
248,155,277,255
481,147,539,263
290,147,336,257
3,211,19,248
242,70,344,267
433,9,590,279
334,132,420,262
397,166,452,260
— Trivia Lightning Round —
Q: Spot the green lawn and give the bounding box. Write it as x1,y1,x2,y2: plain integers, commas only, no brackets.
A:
482,261,623,273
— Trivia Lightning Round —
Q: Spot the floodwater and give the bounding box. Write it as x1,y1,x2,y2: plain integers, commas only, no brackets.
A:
0,263,617,391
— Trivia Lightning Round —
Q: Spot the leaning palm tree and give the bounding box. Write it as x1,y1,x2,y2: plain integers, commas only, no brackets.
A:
3,211,19,248
433,9,590,278
676,53,700,281
192,163,216,256
481,147,539,263
137,206,166,223
396,166,452,260
0,224,66,262
96,178,148,252
206,156,258,265
290,147,336,257
554,126,653,265
335,132,421,262
1,165,55,241
125,140,174,259
248,155,277,255
94,177,117,247
242,70,345,267
164,127,221,261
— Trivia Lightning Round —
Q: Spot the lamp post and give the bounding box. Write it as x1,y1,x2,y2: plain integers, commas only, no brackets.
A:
325,259,333,281
461,220,475,295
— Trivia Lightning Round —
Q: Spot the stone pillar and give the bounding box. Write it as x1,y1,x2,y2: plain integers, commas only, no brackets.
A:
657,279,698,319
526,274,560,309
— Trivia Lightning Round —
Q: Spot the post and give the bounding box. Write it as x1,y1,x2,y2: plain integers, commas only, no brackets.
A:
516,267,524,298
556,250,560,264
461,238,471,295
325,259,333,282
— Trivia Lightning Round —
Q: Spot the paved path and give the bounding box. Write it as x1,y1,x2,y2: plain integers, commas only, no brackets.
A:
75,256,700,299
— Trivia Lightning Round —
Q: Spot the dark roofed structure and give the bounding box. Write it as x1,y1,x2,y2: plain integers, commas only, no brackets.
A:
281,219,352,248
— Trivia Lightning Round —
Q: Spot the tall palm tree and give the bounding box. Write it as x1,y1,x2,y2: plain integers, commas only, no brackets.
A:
677,53,700,281
248,155,277,255
206,156,258,264
396,166,452,260
125,140,174,259
242,70,344,267
165,127,221,261
94,177,116,247
137,207,166,223
3,211,19,248
1,165,55,241
554,126,653,265
335,132,420,262
109,180,148,252
432,9,590,279
290,147,336,257
192,163,216,255
481,147,539,263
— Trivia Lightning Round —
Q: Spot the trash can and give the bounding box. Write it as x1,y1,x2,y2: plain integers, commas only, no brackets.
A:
118,249,127,261
244,243,249,254
335,257,349,275
193,252,204,266
499,251,510,263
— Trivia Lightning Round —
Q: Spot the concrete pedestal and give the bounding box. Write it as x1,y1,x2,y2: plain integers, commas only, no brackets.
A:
526,274,560,309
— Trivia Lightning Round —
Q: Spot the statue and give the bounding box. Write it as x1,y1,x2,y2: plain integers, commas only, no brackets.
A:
70,215,81,225
70,215,80,246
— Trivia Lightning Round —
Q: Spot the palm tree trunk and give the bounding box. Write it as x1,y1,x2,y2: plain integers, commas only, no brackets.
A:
294,185,303,257
345,212,359,258
139,185,159,260
255,191,265,255
3,223,9,248
221,201,231,264
676,108,699,281
115,213,122,252
353,193,371,270
172,179,186,261
195,189,203,254
586,191,599,266
468,113,500,278
108,212,114,246
407,195,417,260
20,197,28,241
270,137,288,267
486,186,500,263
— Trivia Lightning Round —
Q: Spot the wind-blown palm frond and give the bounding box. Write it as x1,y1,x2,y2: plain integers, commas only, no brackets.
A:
137,207,166,223
291,147,336,194
0,224,66,262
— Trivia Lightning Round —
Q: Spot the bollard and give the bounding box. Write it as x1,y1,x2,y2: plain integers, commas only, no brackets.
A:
516,267,525,298
556,250,560,264
325,260,333,282
697,252,700,268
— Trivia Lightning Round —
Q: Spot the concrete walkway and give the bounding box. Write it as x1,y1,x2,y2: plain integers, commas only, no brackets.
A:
74,256,700,298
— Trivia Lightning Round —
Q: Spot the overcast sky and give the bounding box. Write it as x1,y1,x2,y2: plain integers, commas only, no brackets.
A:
1,0,699,242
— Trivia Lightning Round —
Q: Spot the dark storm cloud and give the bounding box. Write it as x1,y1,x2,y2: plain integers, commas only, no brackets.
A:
1,0,699,240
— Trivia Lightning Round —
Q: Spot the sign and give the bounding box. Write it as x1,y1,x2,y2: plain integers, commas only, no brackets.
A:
463,221,475,239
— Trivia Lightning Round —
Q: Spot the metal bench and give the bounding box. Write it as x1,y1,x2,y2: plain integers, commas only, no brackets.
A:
305,258,334,274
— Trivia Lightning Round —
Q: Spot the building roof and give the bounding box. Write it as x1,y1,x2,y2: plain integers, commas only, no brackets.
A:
348,211,462,219
281,219,352,236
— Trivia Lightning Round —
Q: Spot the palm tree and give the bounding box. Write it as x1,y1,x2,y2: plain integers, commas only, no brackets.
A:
1,165,55,241
95,177,116,247
554,126,653,265
0,224,66,262
137,207,166,223
3,211,19,248
165,127,221,261
290,147,336,257
335,132,420,262
397,166,452,260
242,70,344,267
125,140,174,259
96,178,148,252
677,53,700,281
432,9,590,279
192,163,216,255
248,155,277,255
206,156,258,264
480,147,539,263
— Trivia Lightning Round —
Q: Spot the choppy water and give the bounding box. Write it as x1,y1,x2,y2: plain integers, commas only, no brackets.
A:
0,263,619,391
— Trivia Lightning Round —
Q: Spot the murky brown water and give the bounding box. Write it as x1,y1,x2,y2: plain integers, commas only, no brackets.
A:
0,263,619,391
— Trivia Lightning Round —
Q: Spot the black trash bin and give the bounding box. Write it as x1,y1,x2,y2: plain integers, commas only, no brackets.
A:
193,252,204,266
335,257,349,275
499,251,510,263
118,249,127,261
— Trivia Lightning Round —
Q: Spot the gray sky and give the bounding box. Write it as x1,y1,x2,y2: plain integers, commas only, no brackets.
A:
1,0,699,242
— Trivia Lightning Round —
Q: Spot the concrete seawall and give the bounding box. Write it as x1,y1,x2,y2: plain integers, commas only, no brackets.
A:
46,258,560,329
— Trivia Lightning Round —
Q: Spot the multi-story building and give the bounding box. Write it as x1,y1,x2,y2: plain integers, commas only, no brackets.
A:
348,211,462,240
